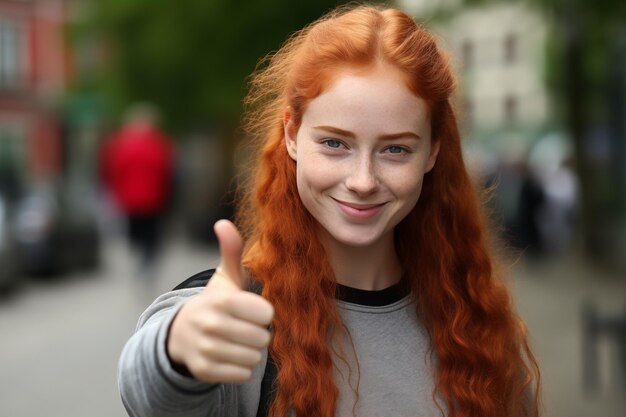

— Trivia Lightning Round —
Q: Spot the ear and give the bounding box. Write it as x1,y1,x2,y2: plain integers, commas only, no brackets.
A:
283,107,298,161
425,139,440,173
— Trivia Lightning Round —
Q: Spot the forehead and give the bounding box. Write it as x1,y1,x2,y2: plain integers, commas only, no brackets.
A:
301,65,430,136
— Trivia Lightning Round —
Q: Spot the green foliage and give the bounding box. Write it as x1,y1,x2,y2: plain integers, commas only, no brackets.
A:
81,0,368,133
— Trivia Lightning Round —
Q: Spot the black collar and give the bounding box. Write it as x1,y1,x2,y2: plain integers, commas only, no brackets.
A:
335,281,409,306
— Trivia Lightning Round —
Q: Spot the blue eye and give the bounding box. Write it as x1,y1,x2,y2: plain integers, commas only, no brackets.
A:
385,145,407,154
323,139,343,149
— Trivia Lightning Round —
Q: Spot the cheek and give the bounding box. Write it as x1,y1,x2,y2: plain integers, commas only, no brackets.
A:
296,156,339,195
388,169,426,221
394,174,425,221
400,180,424,212
386,165,425,197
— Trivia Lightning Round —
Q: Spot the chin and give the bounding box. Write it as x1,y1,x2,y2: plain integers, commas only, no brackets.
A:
330,229,385,248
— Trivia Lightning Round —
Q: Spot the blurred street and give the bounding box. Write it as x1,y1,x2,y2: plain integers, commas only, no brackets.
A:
0,233,219,417
0,234,625,417
513,256,626,417
1,1,624,417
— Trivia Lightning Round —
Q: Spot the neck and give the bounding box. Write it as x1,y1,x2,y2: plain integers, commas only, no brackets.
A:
319,229,403,291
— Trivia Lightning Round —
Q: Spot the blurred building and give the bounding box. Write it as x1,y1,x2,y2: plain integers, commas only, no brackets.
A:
0,0,69,191
0,1,104,279
445,4,550,137
401,0,551,151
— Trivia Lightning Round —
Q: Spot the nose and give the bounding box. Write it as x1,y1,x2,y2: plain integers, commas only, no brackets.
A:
345,156,379,196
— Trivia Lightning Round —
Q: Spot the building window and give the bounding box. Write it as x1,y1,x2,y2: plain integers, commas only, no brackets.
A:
461,39,473,70
504,95,517,125
0,20,24,90
504,34,517,65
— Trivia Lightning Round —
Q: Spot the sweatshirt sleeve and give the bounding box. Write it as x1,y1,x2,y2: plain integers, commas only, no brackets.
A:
118,288,239,417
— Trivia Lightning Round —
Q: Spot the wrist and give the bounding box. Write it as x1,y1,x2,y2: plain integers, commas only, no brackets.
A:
165,310,194,378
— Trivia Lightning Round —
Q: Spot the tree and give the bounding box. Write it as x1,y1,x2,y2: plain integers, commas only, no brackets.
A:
78,0,362,133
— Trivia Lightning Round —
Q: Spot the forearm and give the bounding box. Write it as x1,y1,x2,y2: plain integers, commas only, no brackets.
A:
118,291,229,417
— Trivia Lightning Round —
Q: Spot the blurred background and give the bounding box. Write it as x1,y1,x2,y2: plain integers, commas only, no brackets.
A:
0,0,624,416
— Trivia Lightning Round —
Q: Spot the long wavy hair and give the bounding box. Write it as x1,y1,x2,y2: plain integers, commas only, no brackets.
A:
237,4,540,417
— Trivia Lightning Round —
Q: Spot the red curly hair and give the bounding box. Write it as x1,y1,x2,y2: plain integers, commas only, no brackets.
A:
237,4,540,417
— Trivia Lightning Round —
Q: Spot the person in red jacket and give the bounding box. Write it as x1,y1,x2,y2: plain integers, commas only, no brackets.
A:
101,103,174,277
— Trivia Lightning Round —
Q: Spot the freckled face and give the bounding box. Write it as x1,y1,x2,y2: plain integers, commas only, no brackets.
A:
284,66,439,248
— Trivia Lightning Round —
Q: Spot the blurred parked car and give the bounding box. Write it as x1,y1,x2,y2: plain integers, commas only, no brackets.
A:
13,183,101,276
0,192,20,291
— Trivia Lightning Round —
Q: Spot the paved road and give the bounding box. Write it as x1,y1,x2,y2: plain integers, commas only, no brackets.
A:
0,236,218,417
513,257,626,417
0,236,624,417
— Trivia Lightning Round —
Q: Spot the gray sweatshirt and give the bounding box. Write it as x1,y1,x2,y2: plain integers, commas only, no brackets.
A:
118,283,443,417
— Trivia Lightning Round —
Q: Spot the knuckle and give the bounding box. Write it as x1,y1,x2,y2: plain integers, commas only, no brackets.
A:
261,332,272,347
187,358,213,381
250,350,263,365
198,338,218,357
239,367,253,380
267,304,275,319
259,301,275,324
212,291,238,311
201,312,223,334
263,327,273,342
254,329,271,347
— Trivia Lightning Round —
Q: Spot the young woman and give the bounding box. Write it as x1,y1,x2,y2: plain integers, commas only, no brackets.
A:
118,5,541,417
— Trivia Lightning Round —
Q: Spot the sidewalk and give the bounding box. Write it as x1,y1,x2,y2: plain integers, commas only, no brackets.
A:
511,253,626,417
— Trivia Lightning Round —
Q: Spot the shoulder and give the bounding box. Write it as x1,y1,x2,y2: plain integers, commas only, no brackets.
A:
173,268,216,290
173,268,264,295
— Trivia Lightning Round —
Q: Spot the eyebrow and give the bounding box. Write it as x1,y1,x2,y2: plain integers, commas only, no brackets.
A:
313,125,421,141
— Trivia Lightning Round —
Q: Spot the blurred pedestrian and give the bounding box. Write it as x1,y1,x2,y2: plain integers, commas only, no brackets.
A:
119,5,540,417
514,162,547,257
528,133,579,255
101,103,174,282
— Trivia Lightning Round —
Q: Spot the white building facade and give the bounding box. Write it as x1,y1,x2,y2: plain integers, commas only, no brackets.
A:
399,1,552,150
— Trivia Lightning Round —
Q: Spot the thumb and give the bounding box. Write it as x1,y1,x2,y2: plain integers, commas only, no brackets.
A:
212,219,245,290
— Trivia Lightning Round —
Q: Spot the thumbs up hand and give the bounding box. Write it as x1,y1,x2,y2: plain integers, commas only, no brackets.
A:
167,220,274,383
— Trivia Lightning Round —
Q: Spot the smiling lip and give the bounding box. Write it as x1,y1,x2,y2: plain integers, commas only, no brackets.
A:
333,199,385,220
